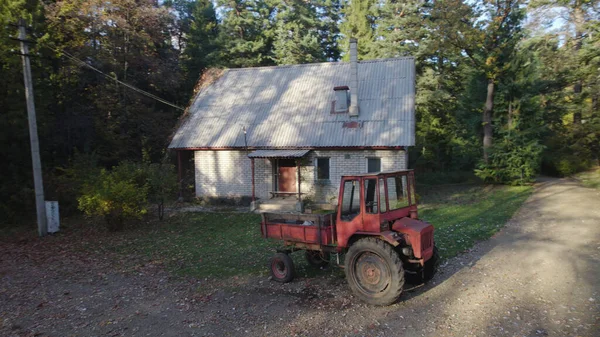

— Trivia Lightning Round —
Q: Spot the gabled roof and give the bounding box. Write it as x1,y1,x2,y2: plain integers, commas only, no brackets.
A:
169,58,415,149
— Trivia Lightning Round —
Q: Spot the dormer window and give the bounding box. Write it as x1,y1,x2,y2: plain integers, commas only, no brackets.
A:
333,86,350,113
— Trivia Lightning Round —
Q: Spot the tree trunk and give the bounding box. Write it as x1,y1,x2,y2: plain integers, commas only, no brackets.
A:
483,79,495,163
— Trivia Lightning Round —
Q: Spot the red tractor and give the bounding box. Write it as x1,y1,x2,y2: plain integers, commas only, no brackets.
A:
261,170,439,305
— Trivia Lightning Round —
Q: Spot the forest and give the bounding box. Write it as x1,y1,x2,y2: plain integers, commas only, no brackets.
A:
1,0,598,225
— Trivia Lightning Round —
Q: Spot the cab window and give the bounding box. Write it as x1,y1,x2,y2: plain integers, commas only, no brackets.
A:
387,175,409,210
379,178,387,212
364,179,377,214
340,180,361,221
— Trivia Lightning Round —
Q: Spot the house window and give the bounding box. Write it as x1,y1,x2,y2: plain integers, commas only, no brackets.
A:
367,157,381,173
316,157,330,180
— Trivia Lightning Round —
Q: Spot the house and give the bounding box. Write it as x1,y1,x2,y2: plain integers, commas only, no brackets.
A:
169,39,415,211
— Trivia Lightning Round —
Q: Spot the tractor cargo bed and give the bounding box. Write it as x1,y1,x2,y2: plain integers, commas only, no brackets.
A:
261,212,335,246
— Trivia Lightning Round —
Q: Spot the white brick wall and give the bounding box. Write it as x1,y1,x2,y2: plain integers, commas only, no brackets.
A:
194,150,272,199
300,150,407,204
194,149,406,203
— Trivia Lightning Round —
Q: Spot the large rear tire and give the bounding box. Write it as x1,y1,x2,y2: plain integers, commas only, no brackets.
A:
270,253,295,283
344,237,405,306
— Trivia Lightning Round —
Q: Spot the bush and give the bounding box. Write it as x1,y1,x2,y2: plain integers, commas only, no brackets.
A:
475,132,545,185
146,162,178,220
78,168,148,231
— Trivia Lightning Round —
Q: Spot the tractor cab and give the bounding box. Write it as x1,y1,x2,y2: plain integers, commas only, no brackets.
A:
335,170,423,248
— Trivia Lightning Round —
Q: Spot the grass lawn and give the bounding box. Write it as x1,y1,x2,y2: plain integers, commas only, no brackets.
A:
106,183,532,280
575,167,600,189
418,184,532,259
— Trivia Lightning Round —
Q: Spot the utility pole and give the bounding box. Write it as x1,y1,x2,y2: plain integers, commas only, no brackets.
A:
17,18,47,236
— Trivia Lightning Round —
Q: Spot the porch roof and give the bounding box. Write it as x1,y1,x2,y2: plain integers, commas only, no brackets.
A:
247,149,310,159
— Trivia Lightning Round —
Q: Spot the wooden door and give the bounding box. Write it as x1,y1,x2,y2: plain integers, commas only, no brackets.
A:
278,160,297,192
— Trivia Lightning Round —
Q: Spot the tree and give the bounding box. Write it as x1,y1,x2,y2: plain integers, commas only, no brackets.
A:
372,0,430,59
215,0,278,67
272,0,326,65
431,0,525,163
339,0,378,59
166,0,219,91
528,0,600,124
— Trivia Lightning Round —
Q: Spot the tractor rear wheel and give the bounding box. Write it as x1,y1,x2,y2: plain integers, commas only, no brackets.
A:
305,250,330,268
344,238,405,306
270,253,295,283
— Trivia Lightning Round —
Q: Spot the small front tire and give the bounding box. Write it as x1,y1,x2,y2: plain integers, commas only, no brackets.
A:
270,253,295,283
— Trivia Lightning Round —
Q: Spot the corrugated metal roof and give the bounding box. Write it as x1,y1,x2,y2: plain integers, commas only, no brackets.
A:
169,58,415,149
247,149,310,158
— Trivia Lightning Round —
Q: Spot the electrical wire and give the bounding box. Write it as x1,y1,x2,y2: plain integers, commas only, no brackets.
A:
43,45,185,111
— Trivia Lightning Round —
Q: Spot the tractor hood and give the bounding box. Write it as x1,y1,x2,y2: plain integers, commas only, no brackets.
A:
392,217,434,261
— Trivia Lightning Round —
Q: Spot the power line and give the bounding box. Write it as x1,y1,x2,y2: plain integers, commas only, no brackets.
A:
43,45,185,111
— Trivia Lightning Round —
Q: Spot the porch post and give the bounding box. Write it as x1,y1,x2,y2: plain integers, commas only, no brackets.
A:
251,158,256,202
177,150,183,201
297,159,301,203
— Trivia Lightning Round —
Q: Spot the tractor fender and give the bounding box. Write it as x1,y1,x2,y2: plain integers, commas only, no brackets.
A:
348,231,403,247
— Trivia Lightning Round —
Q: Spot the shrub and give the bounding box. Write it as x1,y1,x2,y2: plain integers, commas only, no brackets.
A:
475,132,545,185
78,168,148,231
146,162,178,220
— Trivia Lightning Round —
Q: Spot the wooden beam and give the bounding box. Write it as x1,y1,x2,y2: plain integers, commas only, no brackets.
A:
177,150,183,199
251,158,256,202
297,159,301,203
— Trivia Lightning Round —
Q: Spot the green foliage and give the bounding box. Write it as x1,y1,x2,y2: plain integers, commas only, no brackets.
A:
78,168,148,231
475,132,545,185
339,0,377,59
146,162,178,220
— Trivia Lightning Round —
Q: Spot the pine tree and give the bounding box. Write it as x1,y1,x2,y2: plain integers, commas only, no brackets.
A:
372,0,429,59
182,0,219,87
215,0,278,68
339,0,378,59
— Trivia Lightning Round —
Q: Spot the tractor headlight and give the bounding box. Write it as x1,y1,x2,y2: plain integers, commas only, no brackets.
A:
401,247,413,256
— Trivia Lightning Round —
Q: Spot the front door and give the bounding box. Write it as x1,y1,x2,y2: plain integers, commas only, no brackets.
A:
278,159,297,192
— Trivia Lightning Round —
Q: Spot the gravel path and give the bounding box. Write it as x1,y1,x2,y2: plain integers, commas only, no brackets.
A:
1,177,599,336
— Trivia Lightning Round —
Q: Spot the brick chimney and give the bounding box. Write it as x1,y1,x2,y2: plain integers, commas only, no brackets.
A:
349,38,359,117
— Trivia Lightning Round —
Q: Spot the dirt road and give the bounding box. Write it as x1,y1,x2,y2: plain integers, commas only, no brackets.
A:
1,177,599,336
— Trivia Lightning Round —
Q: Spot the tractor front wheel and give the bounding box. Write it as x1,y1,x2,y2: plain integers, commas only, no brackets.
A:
344,238,405,306
269,253,295,283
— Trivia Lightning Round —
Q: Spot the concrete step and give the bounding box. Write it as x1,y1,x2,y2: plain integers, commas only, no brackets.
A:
256,199,299,213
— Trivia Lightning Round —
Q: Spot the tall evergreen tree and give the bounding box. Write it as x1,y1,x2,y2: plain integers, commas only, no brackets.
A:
215,0,278,67
179,0,219,89
372,0,430,59
339,0,378,59
272,0,325,65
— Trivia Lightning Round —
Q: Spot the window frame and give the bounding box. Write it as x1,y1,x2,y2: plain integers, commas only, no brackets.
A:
366,157,382,173
315,157,331,182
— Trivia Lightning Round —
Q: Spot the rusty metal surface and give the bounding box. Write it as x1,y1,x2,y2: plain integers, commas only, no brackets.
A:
169,58,415,149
